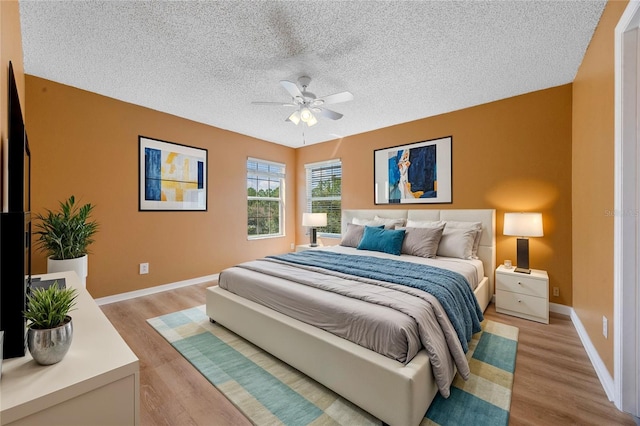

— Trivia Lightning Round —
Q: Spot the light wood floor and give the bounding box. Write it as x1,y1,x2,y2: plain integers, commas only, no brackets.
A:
101,282,637,426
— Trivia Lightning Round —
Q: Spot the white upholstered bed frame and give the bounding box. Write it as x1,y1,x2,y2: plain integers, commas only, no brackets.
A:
206,209,495,426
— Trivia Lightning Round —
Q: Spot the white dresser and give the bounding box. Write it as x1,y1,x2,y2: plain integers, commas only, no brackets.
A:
0,271,140,425
495,265,549,324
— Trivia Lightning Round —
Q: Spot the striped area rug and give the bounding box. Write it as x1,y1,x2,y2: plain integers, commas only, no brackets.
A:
148,306,518,426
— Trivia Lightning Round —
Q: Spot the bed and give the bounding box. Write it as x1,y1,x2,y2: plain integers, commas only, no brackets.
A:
206,209,496,426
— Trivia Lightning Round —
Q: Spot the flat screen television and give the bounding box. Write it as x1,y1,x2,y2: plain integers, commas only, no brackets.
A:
0,61,31,359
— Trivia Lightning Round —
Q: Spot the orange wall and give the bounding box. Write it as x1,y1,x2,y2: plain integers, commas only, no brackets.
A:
1,0,24,210
19,3,616,333
10,0,629,379
26,77,297,298
572,0,628,375
297,85,573,305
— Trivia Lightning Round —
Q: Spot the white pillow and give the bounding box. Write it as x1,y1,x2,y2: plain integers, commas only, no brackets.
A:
352,216,405,229
443,221,483,258
352,217,376,226
406,219,446,229
374,215,406,229
437,227,477,259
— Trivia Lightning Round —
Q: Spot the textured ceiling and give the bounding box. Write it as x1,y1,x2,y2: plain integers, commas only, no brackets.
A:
19,1,606,148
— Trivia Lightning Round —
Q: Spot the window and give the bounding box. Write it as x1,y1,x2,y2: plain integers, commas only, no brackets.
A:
305,159,342,236
247,158,285,238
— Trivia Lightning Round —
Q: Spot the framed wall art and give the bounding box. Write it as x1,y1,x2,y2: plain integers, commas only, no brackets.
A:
374,136,452,204
139,136,207,211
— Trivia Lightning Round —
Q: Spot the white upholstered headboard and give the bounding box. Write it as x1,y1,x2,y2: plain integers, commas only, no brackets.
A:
341,209,496,295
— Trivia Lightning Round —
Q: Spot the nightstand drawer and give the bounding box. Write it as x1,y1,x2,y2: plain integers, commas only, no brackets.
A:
496,273,547,298
496,289,548,320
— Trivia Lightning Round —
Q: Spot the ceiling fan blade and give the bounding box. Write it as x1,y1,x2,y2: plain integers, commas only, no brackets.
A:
279,80,303,99
316,91,354,105
317,108,344,120
252,101,297,107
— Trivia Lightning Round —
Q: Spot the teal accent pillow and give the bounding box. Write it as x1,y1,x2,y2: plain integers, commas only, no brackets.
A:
340,224,384,248
357,226,406,256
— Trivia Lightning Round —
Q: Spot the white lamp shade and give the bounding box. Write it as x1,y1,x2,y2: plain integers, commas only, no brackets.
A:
503,212,543,237
302,212,327,227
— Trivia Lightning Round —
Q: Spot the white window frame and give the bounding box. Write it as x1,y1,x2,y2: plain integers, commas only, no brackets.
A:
305,159,342,238
247,157,285,239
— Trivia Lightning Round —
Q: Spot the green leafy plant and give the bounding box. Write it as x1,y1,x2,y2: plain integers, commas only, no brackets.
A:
23,283,78,329
34,195,99,260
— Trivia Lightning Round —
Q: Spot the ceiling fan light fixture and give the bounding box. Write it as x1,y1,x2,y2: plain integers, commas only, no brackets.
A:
256,76,352,129
287,110,301,125
306,114,318,127
300,107,314,122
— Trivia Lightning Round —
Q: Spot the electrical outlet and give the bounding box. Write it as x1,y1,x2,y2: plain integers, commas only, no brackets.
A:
139,262,149,275
553,287,559,297
603,316,608,339
290,242,295,250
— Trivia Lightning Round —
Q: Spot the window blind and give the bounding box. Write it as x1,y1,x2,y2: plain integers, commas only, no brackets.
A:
305,159,341,235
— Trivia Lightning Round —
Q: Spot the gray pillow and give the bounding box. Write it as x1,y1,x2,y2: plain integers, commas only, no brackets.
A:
443,221,483,258
340,223,373,247
437,227,477,259
401,226,445,258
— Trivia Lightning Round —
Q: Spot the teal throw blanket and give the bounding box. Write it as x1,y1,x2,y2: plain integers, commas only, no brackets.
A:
267,250,483,353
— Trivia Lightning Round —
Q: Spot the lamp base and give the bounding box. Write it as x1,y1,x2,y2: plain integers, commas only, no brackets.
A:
515,237,531,274
309,228,318,247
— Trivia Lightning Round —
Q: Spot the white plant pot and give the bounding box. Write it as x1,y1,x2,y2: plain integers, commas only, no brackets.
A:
47,255,88,288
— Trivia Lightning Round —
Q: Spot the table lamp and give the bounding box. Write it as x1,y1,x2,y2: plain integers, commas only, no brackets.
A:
503,212,543,274
302,213,327,247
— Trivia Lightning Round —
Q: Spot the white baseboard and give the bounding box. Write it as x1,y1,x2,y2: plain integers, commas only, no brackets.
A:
527,302,614,402
549,302,573,316
569,307,616,402
94,274,219,306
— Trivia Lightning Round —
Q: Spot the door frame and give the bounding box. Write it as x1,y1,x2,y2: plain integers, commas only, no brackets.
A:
614,0,640,416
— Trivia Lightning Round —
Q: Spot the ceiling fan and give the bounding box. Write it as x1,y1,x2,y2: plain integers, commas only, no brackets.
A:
252,76,353,127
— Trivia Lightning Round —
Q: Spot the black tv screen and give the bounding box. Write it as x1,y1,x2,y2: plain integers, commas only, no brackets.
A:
0,60,31,359
8,61,29,212
24,134,30,212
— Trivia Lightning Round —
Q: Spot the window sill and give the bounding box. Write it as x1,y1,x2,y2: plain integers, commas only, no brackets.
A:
247,234,284,241
318,233,341,240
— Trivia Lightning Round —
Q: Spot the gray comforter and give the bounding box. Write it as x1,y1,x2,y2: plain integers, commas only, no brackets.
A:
219,254,480,397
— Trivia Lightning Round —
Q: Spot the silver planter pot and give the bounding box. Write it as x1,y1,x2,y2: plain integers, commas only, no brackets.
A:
27,316,73,365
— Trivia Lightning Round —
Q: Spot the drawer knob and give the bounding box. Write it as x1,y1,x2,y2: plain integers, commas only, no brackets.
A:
517,282,522,285
518,299,522,303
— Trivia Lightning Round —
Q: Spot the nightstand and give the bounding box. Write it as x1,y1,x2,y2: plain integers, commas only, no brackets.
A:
495,265,549,324
295,244,316,252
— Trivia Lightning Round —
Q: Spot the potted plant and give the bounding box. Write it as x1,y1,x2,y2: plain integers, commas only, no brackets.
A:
23,283,78,365
33,195,98,288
